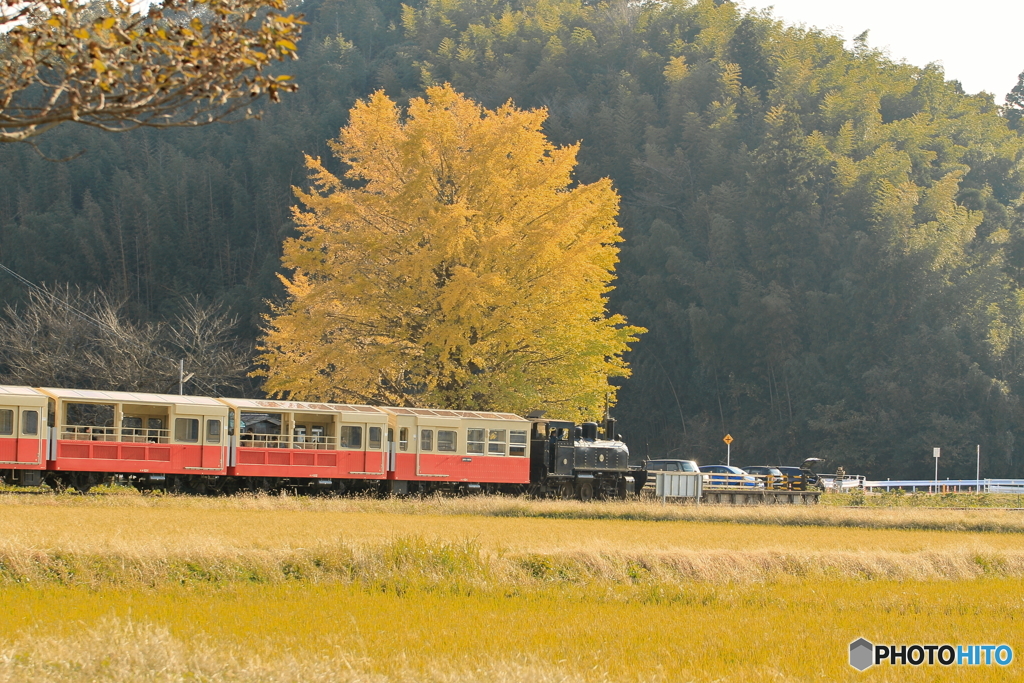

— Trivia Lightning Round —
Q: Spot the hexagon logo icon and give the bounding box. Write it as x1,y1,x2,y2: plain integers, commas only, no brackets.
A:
849,638,874,671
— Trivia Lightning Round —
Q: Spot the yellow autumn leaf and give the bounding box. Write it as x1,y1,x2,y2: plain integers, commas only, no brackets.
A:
73,28,90,40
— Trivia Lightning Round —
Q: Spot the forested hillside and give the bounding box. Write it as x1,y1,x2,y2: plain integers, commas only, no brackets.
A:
2,0,1023,478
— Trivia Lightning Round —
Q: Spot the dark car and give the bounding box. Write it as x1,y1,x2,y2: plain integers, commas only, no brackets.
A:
742,465,788,489
777,458,823,489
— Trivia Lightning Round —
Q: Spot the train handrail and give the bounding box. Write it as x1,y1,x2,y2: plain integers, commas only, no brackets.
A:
60,425,170,444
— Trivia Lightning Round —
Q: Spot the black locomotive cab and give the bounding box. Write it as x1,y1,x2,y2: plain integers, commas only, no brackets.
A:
528,417,633,501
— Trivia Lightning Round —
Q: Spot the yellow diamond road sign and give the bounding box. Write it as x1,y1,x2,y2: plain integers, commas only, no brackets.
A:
723,434,733,445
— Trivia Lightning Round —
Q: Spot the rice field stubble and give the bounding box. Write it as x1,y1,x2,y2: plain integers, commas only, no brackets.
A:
1,492,1022,681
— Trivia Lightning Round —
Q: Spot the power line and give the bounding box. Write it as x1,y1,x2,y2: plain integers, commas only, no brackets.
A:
0,261,181,366
0,262,119,338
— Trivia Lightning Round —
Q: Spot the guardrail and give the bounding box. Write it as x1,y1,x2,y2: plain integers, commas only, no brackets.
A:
861,478,1024,494
703,473,819,491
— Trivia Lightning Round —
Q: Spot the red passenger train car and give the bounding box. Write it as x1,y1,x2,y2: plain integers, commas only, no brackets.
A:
41,388,230,492
220,397,391,490
0,386,48,486
383,407,530,494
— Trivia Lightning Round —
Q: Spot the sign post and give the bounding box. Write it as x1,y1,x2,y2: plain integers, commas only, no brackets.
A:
723,434,733,467
976,444,981,492
933,447,940,493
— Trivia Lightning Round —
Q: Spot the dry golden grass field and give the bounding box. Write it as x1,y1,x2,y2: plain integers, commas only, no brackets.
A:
1,490,1022,681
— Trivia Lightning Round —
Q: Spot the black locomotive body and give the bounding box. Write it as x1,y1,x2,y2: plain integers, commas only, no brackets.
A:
528,417,633,500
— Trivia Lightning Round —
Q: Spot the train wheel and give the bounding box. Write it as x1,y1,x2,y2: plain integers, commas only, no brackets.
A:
46,473,71,493
616,478,630,500
576,481,594,502
558,482,574,500
71,472,99,494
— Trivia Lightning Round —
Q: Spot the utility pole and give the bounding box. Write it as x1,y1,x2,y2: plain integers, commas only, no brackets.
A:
933,447,940,493
977,444,981,493
178,360,194,396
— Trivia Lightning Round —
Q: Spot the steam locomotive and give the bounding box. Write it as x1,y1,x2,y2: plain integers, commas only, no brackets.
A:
0,384,634,499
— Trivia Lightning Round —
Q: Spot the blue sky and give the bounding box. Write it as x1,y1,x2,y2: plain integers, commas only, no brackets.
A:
739,0,1024,101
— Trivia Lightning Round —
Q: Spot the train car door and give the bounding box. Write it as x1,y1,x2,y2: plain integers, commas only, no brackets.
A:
201,417,223,468
16,407,42,463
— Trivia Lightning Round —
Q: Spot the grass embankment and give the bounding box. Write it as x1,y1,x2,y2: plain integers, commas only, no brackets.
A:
1,493,1021,681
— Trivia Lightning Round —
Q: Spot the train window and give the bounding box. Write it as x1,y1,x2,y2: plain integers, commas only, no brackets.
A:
293,425,307,444
340,425,362,448
147,418,164,441
65,403,114,434
420,429,433,451
369,427,382,449
22,410,38,436
122,416,143,442
467,428,485,454
175,418,200,443
510,430,528,456
207,420,222,444
437,430,457,452
487,429,506,455
399,428,409,451
0,409,12,435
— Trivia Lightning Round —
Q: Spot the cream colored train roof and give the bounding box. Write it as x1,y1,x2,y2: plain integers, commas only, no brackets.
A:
0,385,48,399
385,407,528,422
218,397,389,415
40,387,226,407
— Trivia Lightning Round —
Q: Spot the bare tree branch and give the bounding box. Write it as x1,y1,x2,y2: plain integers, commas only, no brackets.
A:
0,285,251,394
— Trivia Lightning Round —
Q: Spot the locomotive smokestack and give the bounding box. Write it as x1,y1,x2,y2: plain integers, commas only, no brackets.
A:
604,417,616,440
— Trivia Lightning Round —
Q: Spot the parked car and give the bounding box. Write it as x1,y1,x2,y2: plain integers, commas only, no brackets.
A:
645,459,700,473
777,458,823,489
638,459,700,491
742,465,788,489
699,465,763,488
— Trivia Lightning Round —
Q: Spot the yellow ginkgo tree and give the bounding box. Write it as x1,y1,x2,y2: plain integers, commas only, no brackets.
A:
257,85,643,418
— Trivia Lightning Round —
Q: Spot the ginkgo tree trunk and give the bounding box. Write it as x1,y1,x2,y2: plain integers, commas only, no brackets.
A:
257,85,643,418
